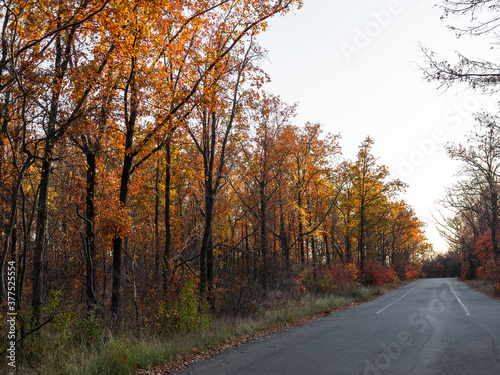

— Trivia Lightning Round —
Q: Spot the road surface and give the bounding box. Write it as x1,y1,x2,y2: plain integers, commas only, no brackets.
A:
175,278,500,374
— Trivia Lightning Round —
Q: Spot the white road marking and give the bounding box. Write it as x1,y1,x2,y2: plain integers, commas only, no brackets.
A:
375,288,415,314
447,280,471,316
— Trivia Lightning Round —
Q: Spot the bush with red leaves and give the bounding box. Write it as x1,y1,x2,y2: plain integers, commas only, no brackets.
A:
360,261,398,286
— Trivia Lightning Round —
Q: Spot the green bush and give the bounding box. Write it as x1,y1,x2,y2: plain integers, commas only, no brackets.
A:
157,277,210,333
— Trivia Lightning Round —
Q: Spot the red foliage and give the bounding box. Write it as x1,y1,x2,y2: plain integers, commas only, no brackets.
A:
360,261,398,286
461,260,471,280
301,262,359,292
405,267,420,280
329,262,359,287
474,231,500,282
405,261,422,280
475,231,495,267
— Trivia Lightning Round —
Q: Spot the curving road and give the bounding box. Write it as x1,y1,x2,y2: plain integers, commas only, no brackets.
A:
175,278,500,375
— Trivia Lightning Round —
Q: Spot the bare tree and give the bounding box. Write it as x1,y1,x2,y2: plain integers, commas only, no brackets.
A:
421,0,500,90
445,114,500,259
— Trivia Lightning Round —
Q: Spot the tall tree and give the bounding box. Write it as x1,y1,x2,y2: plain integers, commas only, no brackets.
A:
186,42,257,298
291,123,341,264
235,93,296,289
346,137,405,269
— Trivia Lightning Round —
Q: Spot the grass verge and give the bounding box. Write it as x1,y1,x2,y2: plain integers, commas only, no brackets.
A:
464,279,500,300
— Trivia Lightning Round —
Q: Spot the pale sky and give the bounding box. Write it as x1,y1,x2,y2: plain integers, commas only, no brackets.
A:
258,0,499,253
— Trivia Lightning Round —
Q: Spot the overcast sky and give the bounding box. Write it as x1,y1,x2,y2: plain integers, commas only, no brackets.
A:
257,0,499,253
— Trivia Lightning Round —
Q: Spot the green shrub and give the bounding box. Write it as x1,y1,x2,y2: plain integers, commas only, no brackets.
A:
157,276,210,333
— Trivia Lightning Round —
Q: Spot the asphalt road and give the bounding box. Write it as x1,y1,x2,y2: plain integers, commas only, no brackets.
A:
175,278,500,375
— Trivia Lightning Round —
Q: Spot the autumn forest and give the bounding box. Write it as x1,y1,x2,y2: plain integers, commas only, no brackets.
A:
3,0,499,374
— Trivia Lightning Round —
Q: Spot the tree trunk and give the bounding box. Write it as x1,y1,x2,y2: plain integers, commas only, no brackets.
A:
163,139,171,295
112,57,137,320
0,157,33,299
245,224,251,282
85,151,99,311
199,185,215,296
111,152,133,319
312,237,317,279
207,232,214,308
359,201,365,270
345,228,351,262
32,156,52,325
279,207,291,276
154,158,160,283
298,199,305,264
323,233,331,267
260,181,268,291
